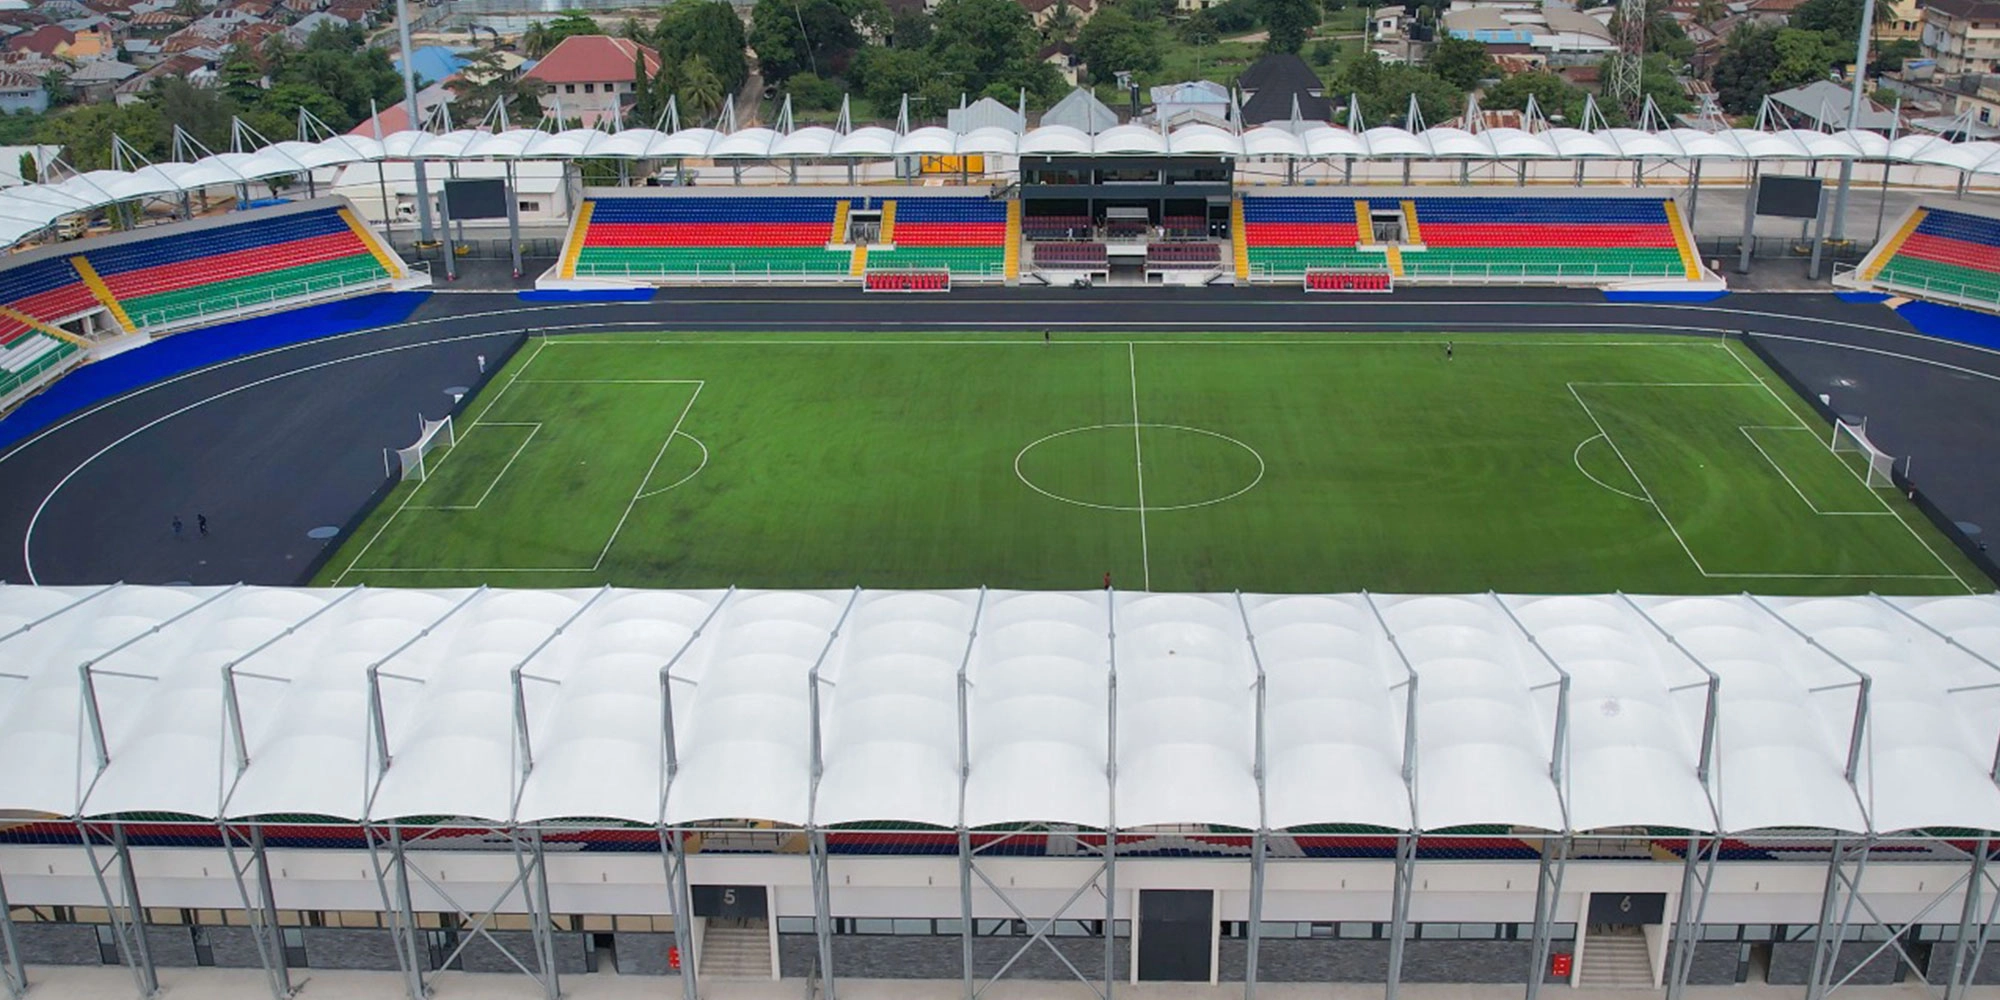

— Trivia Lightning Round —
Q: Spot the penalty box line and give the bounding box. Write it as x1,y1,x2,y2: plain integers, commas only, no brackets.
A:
1716,344,1976,594
338,359,705,579
1569,380,1958,583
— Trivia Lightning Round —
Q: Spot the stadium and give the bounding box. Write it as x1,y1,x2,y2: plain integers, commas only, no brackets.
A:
1,100,1999,1000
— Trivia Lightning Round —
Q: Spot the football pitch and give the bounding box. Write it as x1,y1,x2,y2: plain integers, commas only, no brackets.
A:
319,331,1987,595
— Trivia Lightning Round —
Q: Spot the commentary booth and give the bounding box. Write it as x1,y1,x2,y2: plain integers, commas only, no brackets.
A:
1018,155,1235,284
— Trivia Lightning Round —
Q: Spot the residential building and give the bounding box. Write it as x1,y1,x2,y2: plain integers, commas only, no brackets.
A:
1020,0,1097,29
1767,78,1900,129
0,67,45,111
1150,79,1229,125
519,34,659,126
1920,0,2000,74
5,23,71,56
1237,52,1331,124
1441,2,1616,54
67,53,134,99
1881,0,1920,40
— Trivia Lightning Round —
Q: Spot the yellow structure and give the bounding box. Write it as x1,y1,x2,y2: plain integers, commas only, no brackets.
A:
69,255,133,334
0,305,88,347
879,201,897,243
1662,201,1701,279
1353,201,1374,244
1401,200,1423,244
1003,200,1022,281
1230,198,1249,279
558,202,594,279
849,245,869,277
1862,208,1927,281
831,199,851,244
1384,245,1405,277
340,208,404,279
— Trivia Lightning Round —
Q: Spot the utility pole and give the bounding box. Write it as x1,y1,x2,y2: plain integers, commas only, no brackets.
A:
1829,0,1879,241
394,0,435,244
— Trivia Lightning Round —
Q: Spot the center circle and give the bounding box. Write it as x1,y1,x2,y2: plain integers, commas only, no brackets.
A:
1014,423,1266,512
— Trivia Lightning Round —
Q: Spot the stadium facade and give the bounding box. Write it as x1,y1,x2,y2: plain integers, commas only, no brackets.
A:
4,584,2000,999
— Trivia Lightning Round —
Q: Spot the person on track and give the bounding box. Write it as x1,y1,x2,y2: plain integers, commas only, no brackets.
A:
197,514,209,537
171,515,183,539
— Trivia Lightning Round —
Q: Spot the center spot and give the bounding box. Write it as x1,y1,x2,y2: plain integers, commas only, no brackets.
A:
1015,423,1265,512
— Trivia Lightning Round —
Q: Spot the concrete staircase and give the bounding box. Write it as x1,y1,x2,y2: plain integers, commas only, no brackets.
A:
1577,929,1654,989
699,923,772,979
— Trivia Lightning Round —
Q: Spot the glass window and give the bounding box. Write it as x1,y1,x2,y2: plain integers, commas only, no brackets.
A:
853,919,894,935
1420,924,1460,939
1339,922,1376,939
1460,924,1499,940
583,83,595,93
1702,926,1739,941
565,84,575,93
892,919,931,935
937,919,964,935
778,917,815,934
976,919,1011,936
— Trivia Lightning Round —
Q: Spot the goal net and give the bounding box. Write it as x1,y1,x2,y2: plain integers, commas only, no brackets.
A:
1830,417,1897,488
391,415,455,482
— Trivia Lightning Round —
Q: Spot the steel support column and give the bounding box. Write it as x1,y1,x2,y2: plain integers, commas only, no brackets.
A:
0,863,25,1000
1104,588,1120,1000
79,823,156,998
1525,836,1571,1000
959,830,975,1000
660,829,698,1000
365,823,428,1000
810,829,836,1000
1806,840,1872,1000
524,829,559,1000
1386,832,1417,1000
220,823,293,999
1245,831,1265,1000
1667,835,1721,1000
1948,840,1999,1000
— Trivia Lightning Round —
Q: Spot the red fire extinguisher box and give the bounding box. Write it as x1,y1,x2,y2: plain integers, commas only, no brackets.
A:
1550,953,1573,978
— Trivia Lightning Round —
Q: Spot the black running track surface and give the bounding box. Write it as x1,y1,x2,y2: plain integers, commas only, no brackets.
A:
3,287,1997,587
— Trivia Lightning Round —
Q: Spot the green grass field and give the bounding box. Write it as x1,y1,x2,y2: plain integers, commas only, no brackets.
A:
319,331,1988,595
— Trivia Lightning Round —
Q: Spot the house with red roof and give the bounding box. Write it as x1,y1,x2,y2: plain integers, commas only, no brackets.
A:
519,34,659,126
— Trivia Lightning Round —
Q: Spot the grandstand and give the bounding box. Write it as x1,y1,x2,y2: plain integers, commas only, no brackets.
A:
3,585,2000,999
1841,202,2000,310
555,191,1012,286
1236,191,1703,285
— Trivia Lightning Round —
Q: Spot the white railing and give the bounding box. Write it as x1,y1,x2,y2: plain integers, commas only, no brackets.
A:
0,337,80,404
573,260,854,280
1247,259,1686,283
126,268,397,333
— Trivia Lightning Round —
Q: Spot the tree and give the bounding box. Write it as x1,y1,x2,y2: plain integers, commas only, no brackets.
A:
677,54,726,121
521,20,553,57
1772,25,1842,86
1179,9,1219,45
1207,0,1258,32
149,76,232,147
16,151,35,184
655,1,750,98
446,48,547,125
1257,0,1318,52
1693,0,1726,23
786,71,843,109
889,7,933,48
37,70,70,108
619,15,647,39
1482,69,1589,122
851,44,930,109
749,0,882,84
1711,21,1779,113
1042,0,1082,43
1330,51,1459,124
219,47,266,105
34,102,166,169
1426,35,1490,88
926,0,1048,96
544,12,603,48
1791,0,1892,42
1074,5,1162,84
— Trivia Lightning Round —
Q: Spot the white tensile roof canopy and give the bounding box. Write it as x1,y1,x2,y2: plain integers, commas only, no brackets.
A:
3,585,1999,835
0,121,1996,246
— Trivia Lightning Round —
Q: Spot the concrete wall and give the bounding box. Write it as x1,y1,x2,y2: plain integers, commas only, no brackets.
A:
139,925,198,967
616,931,680,975
203,925,272,969
1768,941,1902,986
299,926,402,971
12,923,100,965
1925,939,2000,985
456,929,590,975
1688,941,1745,985
1219,938,1573,984
778,933,1131,981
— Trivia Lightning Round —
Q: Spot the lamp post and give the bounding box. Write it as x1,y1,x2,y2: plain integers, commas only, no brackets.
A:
394,0,435,244
1829,0,1879,241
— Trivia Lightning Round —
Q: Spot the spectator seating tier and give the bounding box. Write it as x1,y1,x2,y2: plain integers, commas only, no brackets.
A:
1146,242,1221,270
865,271,950,292
1865,207,2000,307
1023,215,1091,240
1032,242,1109,268
80,206,393,329
1403,197,1691,279
869,197,1009,278
573,196,852,278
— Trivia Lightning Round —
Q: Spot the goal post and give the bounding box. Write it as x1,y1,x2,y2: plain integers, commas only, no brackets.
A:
392,414,455,482
1829,417,1898,488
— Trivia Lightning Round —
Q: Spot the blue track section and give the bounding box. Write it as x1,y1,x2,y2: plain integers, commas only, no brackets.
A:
82,209,352,276
1837,291,1892,303
1896,300,2000,352
518,289,656,302
0,291,429,453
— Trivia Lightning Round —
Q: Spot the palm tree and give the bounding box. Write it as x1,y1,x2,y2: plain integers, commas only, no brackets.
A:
677,55,724,122
1693,0,1724,24
521,20,552,58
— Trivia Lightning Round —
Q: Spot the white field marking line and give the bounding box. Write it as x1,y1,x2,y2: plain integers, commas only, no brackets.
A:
1566,382,1709,578
404,423,543,512
0,294,1953,472
513,378,705,384
1718,343,1978,594
333,338,552,584
635,432,709,501
1128,343,1150,593
1571,433,1648,503
1737,426,1893,517
593,381,704,571
1014,424,1266,512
